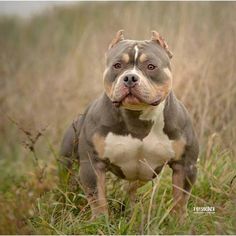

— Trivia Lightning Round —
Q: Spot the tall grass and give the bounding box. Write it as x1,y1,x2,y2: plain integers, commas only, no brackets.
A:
0,2,235,234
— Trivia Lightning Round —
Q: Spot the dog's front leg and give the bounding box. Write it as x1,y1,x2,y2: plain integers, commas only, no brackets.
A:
170,161,197,218
79,160,108,220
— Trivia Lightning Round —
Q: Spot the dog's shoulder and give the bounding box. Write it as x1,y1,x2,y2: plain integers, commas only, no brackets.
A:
164,91,188,135
164,91,199,159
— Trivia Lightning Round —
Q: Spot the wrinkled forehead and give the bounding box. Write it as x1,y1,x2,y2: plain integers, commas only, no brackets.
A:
106,40,170,67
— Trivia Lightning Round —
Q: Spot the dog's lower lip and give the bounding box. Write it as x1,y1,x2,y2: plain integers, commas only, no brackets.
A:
122,94,142,105
112,101,121,107
112,93,140,107
112,93,129,107
151,97,162,106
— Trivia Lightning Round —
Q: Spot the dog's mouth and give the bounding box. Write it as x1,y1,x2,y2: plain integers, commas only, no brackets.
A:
123,93,141,104
112,91,162,108
112,92,137,107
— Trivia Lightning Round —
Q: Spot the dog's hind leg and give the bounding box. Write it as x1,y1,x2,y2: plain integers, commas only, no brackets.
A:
60,115,84,168
60,115,84,188
125,180,146,208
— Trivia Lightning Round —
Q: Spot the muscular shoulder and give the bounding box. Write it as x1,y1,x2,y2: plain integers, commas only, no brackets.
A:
163,91,193,139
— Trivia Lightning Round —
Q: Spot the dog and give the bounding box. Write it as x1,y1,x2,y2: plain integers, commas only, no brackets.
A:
61,30,199,220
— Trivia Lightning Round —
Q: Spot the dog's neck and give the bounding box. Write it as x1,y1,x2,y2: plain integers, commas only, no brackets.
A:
120,97,169,140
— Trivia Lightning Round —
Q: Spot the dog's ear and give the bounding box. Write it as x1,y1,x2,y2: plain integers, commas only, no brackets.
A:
151,31,173,59
109,30,124,49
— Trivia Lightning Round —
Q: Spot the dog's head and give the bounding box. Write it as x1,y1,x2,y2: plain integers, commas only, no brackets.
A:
103,30,173,110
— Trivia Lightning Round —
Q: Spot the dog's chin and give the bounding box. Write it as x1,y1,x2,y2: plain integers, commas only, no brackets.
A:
113,93,158,111
121,94,148,111
111,92,163,110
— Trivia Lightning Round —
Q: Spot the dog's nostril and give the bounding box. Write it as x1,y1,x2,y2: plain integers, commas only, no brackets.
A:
124,76,129,82
132,76,138,82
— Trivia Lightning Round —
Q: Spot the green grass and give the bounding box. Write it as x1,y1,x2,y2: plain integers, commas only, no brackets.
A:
0,135,235,234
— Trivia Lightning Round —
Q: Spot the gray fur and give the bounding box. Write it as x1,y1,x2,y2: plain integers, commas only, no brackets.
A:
60,35,199,218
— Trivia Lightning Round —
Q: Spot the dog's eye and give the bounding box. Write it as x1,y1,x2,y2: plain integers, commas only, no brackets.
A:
113,63,122,69
147,64,156,70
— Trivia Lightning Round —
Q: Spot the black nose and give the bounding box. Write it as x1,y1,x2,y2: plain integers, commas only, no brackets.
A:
123,74,139,87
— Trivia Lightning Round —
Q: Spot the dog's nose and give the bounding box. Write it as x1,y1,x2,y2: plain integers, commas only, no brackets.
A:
123,74,139,87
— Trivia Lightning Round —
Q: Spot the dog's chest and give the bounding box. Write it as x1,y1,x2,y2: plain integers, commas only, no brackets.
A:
103,103,175,181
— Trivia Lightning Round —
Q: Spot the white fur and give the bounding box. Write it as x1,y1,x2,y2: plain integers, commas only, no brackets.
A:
163,67,172,79
103,101,175,181
134,45,139,62
163,67,173,88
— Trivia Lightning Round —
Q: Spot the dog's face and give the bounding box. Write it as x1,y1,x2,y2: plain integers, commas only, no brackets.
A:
103,30,173,110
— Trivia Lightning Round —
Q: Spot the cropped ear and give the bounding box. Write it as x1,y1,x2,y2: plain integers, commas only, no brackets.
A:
108,30,124,50
151,30,173,59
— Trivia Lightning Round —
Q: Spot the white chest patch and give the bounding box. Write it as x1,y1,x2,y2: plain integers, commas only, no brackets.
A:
103,101,175,181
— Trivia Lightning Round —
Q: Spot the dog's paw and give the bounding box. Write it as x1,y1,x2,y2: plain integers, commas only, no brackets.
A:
89,210,109,222
170,206,188,224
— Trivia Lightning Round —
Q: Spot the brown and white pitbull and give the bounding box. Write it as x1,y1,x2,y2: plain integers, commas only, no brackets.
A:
61,30,199,220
